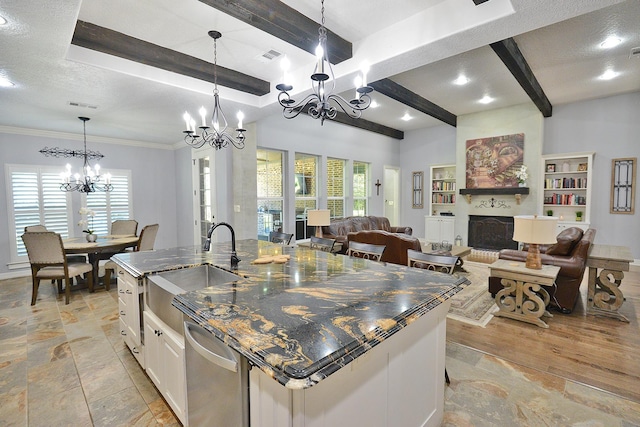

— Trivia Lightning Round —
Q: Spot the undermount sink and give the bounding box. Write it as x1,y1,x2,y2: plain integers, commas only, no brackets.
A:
146,264,242,335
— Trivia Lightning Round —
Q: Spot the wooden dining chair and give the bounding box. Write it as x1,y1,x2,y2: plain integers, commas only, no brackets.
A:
269,231,293,245
309,236,336,252
21,231,94,305
110,219,138,236
347,241,386,261
25,224,87,277
103,224,159,288
407,248,459,385
407,249,458,273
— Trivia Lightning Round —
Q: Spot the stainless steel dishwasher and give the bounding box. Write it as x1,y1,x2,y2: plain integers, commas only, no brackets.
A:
183,319,249,427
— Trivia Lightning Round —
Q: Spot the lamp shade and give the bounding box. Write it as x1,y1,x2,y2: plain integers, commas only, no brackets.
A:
307,209,331,226
513,215,558,245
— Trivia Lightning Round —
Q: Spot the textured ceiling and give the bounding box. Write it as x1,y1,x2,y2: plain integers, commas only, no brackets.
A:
0,0,637,146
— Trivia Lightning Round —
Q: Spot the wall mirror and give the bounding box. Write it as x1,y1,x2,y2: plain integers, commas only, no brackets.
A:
412,171,424,209
610,157,636,214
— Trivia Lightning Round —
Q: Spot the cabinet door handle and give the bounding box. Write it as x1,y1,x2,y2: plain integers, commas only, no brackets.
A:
125,290,133,294
118,270,124,275
118,289,124,294
120,311,126,316
121,330,127,336
155,329,163,336
132,347,139,354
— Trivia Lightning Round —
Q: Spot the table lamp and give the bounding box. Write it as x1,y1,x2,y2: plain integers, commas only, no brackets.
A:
307,209,330,238
513,215,558,269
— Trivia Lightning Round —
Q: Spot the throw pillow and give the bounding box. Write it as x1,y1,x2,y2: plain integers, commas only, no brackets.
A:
546,227,583,256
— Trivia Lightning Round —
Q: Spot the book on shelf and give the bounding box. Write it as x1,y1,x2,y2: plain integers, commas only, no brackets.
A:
544,177,587,189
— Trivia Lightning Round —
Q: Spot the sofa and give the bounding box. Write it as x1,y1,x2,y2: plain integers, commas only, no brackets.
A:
321,216,413,254
347,230,422,266
488,227,596,313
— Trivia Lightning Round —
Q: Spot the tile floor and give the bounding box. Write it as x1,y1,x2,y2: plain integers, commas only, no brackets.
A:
1,276,639,426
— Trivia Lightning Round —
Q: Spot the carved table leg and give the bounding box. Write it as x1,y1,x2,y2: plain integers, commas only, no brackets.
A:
587,267,629,322
494,278,550,328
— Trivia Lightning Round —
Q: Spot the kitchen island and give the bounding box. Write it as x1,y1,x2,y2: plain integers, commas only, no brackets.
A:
112,239,467,426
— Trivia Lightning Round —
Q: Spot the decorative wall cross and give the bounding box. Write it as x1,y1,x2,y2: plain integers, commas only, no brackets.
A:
375,179,381,195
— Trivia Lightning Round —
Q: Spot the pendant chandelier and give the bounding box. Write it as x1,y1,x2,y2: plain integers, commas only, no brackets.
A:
40,117,112,193
276,0,373,125
182,31,246,150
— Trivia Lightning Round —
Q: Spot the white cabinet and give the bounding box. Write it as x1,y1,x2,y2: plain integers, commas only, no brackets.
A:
540,152,594,230
424,216,455,244
143,310,187,425
429,164,456,216
117,266,144,367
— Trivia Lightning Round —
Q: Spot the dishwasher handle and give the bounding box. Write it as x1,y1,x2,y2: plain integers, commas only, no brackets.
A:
184,321,238,372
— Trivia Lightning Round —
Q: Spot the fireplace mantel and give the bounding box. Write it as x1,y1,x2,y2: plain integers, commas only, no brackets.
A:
459,187,529,204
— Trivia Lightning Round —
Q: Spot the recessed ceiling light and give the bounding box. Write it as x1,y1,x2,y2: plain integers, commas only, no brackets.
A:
401,112,412,121
0,75,14,87
0,16,7,26
370,100,379,109
599,69,619,80
600,36,622,49
453,75,470,85
478,95,494,104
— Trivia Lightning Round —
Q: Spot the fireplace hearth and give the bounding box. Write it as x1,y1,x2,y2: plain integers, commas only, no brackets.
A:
468,215,517,250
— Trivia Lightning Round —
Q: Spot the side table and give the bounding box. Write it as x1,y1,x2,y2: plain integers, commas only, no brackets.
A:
490,259,560,328
586,244,633,322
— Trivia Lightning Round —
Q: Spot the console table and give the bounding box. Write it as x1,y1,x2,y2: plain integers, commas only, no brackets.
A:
490,259,560,328
586,244,633,322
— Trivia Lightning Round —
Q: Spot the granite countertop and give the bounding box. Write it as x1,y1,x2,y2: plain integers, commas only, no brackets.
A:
112,239,467,389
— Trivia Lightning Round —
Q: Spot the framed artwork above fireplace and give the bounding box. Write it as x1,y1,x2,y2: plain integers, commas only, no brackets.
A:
465,133,524,189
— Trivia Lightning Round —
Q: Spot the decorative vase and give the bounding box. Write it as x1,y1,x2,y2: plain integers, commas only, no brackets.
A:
518,182,526,187
86,233,97,242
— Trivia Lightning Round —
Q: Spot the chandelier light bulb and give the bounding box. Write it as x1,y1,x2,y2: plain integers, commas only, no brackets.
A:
360,62,370,86
354,75,362,99
199,106,207,127
183,112,191,130
237,111,244,129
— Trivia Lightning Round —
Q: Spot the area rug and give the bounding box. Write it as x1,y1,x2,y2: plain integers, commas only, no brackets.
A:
447,260,498,327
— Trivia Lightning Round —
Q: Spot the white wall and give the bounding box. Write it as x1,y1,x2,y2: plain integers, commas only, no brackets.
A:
0,130,178,275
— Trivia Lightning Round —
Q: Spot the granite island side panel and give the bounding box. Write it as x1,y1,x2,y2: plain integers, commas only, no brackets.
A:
112,239,467,389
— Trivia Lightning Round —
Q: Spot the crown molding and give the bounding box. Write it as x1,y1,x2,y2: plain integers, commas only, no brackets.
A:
0,125,176,151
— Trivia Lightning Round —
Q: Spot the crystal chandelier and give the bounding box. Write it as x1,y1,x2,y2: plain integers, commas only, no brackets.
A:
276,0,373,125
182,31,246,150
40,117,112,193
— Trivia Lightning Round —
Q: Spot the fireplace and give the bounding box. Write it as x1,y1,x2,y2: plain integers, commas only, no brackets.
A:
468,215,517,250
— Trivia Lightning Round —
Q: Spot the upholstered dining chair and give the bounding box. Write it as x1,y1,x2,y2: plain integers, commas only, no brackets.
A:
24,224,87,273
103,224,159,287
110,219,138,236
21,231,94,305
407,248,459,385
407,249,458,274
309,236,336,252
269,231,294,245
347,241,386,261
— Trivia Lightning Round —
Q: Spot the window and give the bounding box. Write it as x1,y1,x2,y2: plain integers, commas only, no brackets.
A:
295,153,318,240
327,158,345,218
6,164,133,265
85,170,133,235
6,165,72,262
257,149,284,240
353,161,369,216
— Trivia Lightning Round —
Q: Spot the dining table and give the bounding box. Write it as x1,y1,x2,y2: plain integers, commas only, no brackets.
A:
63,235,139,290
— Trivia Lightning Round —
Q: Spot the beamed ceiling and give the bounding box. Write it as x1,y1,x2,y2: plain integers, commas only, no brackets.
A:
0,0,638,145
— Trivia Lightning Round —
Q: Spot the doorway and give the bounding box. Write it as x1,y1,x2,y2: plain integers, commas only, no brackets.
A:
384,166,400,225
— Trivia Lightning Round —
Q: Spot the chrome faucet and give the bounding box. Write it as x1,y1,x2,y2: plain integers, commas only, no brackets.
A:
203,219,240,269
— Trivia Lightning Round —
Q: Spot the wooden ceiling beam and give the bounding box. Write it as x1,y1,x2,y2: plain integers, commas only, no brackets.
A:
296,105,404,139
197,0,352,64
71,20,270,96
490,38,552,117
369,79,457,127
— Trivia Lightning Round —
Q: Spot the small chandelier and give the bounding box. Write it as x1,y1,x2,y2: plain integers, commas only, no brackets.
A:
40,117,112,193
182,31,246,150
276,0,373,125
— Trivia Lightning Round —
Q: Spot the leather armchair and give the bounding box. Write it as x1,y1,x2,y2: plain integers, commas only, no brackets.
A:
347,230,422,266
488,227,596,313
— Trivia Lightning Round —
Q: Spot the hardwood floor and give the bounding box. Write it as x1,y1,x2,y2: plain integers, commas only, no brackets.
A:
447,264,640,404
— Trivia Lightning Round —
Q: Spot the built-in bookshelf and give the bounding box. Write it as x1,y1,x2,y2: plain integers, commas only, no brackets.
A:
429,164,456,216
540,152,594,231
